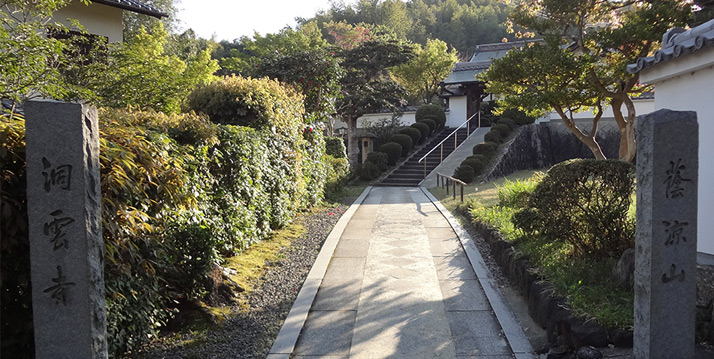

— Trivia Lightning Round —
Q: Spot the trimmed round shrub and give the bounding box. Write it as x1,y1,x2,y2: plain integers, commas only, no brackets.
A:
453,165,475,183
500,108,536,126
389,134,413,157
484,130,503,144
491,123,511,137
498,118,516,130
467,154,487,163
417,118,437,133
462,158,486,175
411,122,431,139
416,104,447,129
325,136,346,158
473,142,499,157
399,127,422,145
377,142,403,165
366,151,388,172
514,159,636,259
359,161,382,181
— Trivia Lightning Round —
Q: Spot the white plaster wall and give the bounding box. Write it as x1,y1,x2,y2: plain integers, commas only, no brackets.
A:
548,98,655,121
334,111,417,130
447,96,468,127
640,56,714,256
54,1,124,42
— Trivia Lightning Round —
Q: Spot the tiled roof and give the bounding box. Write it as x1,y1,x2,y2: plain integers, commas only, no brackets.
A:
93,0,167,18
627,18,714,74
441,61,491,84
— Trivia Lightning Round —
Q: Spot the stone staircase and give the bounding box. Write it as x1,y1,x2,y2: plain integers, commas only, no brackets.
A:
379,126,475,187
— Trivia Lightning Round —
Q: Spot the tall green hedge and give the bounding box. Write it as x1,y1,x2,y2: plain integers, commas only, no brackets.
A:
416,104,446,129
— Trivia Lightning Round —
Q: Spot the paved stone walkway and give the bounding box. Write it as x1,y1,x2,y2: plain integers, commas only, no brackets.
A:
287,186,516,358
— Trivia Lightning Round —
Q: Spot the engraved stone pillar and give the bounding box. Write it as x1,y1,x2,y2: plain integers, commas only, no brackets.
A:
25,101,106,359
634,109,698,359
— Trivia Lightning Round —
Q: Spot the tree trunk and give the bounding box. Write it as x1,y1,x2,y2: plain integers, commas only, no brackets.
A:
611,98,637,162
346,116,360,168
554,106,606,160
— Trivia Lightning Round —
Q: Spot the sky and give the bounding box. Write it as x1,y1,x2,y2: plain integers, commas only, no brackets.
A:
177,0,353,42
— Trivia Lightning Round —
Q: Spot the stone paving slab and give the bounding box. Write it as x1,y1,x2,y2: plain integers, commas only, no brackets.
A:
440,280,491,311
293,310,356,356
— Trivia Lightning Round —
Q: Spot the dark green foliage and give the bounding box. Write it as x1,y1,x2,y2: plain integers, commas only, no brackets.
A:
411,122,431,139
417,117,437,133
358,161,382,180
165,223,218,298
325,136,347,158
453,165,475,183
497,118,516,130
462,158,486,175
324,155,351,201
415,104,446,128
399,126,422,145
484,130,503,144
377,142,402,165
389,133,413,157
366,152,389,172
513,159,636,259
500,108,536,126
467,154,487,163
472,142,499,157
491,123,511,137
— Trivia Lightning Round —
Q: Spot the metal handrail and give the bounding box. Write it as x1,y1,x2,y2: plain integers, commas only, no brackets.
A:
417,112,479,177
436,172,470,202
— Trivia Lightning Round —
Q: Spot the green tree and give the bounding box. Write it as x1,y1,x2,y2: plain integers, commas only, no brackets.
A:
487,0,691,161
390,38,457,104
122,0,178,39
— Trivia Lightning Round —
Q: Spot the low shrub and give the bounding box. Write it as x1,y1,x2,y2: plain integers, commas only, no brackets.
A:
462,158,486,175
389,134,413,157
453,165,475,183
366,152,388,172
324,155,350,200
514,159,635,259
377,142,402,165
325,136,346,158
415,104,446,129
473,142,499,157
484,130,503,144
500,108,536,126
467,154,487,163
411,122,431,139
358,161,382,181
417,118,437,133
498,118,516,130
491,123,511,137
399,127,422,145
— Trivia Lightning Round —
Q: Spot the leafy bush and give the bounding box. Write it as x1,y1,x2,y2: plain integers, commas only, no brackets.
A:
500,108,536,126
389,133,413,157
364,115,403,148
467,154,487,163
472,142,499,157
453,165,475,183
462,158,486,175
417,117,437,133
165,223,219,298
484,130,503,144
491,123,511,137
411,121,431,139
325,136,347,158
324,155,350,200
514,159,635,259
399,126,422,145
377,142,402,165
187,75,304,133
498,118,516,130
366,152,388,172
358,161,382,181
496,175,542,209
416,104,446,128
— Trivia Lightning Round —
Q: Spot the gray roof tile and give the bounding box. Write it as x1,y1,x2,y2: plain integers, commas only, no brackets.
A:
627,18,714,74
93,0,167,18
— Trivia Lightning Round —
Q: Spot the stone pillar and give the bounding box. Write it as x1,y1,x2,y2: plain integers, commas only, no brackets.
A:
634,109,698,359
25,101,106,359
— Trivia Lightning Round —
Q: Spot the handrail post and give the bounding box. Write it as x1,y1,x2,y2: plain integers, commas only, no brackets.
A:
460,184,464,203
454,132,457,148
452,181,456,200
440,144,443,163
467,120,470,135
423,158,427,178
446,179,449,195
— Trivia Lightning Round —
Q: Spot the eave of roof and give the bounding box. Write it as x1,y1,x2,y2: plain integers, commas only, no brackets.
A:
92,0,167,18
627,18,714,74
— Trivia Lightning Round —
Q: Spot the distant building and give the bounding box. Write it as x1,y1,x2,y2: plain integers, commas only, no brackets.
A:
628,18,714,262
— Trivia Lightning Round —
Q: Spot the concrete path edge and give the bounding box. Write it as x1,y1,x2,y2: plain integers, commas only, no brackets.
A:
267,186,373,359
420,186,536,359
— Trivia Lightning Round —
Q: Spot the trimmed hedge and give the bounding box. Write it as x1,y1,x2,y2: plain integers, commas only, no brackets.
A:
399,126,422,145
359,161,382,180
498,118,516,130
378,142,402,165
411,122,431,140
325,136,347,158
500,108,536,126
462,158,486,175
491,123,511,137
484,130,503,144
416,104,446,129
467,154,487,163
366,151,389,172
390,133,413,157
453,165,475,183
473,142,499,157
417,117,437,133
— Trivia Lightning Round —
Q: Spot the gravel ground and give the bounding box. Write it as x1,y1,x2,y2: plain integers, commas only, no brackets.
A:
128,202,351,359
